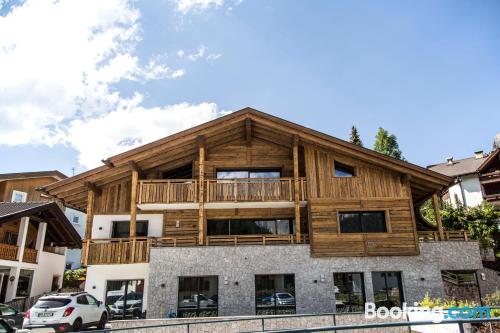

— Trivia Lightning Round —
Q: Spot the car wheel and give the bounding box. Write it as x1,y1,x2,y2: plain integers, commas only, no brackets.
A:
97,312,107,329
72,318,83,332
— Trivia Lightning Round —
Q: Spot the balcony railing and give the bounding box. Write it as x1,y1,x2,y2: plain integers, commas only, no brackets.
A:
22,248,38,264
417,230,470,242
137,178,307,205
0,243,18,261
81,234,309,265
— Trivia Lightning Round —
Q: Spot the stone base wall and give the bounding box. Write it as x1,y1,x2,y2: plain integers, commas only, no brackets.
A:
145,241,482,319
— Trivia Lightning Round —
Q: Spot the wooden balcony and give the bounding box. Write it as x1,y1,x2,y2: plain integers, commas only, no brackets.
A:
417,230,470,242
81,234,309,265
137,178,307,209
22,248,38,264
0,243,18,261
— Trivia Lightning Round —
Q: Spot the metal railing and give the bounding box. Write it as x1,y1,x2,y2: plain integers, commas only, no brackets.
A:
80,313,500,333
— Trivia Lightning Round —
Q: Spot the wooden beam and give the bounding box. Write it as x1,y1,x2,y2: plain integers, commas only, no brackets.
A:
129,169,139,262
432,193,444,241
129,160,141,173
83,181,101,195
101,159,115,168
245,118,252,147
293,135,301,243
85,189,95,240
198,135,206,245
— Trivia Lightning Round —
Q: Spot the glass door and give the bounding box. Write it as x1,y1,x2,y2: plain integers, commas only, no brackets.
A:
105,280,145,320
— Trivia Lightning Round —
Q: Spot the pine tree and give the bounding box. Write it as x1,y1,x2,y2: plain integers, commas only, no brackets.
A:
373,127,404,160
349,126,363,147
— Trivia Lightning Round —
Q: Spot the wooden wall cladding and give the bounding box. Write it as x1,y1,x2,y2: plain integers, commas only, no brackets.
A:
95,179,131,214
304,145,418,257
164,210,198,237
0,177,58,202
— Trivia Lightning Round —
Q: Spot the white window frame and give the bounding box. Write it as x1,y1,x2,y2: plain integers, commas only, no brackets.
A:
11,190,27,203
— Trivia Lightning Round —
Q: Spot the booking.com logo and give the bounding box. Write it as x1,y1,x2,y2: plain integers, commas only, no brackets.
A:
365,302,491,323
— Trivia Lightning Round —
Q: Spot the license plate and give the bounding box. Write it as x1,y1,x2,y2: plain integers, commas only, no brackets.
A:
38,312,54,317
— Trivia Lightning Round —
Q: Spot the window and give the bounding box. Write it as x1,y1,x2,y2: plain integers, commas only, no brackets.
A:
4,232,17,245
255,274,296,315
178,276,218,318
111,221,148,238
339,212,387,233
16,269,34,297
333,273,365,313
0,305,17,316
34,298,71,309
11,190,27,203
76,295,88,305
334,162,355,177
207,219,295,236
441,270,480,304
86,295,98,306
105,280,145,320
372,272,404,308
216,169,281,179
72,215,80,224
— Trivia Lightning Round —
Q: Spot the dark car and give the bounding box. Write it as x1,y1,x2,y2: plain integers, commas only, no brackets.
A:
0,319,15,333
0,304,24,328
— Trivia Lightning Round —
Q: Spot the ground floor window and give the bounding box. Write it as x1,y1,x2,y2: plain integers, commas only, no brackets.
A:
207,219,295,235
333,272,365,312
178,276,218,318
16,269,34,298
442,270,481,304
105,279,145,320
255,274,296,315
372,272,404,308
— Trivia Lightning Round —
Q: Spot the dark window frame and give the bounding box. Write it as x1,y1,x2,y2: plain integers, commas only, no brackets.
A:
207,218,295,236
255,274,296,315
111,220,149,238
215,168,282,179
333,272,366,313
371,271,405,308
177,276,219,318
338,211,388,233
334,162,355,177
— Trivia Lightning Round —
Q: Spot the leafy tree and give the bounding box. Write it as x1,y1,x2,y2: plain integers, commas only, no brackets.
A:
349,126,363,147
373,127,404,160
63,268,86,289
420,200,500,251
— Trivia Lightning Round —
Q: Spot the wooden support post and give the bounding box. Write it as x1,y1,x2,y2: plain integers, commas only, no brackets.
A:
293,135,301,243
84,187,95,240
432,193,444,241
129,162,140,262
198,135,206,245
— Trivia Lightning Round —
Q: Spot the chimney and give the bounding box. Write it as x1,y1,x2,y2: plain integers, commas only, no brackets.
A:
474,150,484,159
446,157,454,165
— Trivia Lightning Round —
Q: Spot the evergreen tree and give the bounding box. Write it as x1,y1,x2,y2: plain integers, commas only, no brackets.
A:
373,127,404,160
349,126,363,147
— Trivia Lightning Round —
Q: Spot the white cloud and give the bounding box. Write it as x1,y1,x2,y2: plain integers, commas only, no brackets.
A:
174,0,224,14
0,0,222,169
177,45,221,62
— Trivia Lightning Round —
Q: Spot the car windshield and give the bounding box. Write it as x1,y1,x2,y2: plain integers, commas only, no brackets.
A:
35,298,71,309
277,293,292,299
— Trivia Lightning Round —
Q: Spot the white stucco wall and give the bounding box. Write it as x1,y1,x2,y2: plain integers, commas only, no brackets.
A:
64,208,86,269
447,175,483,207
30,251,66,296
92,214,163,238
85,263,150,308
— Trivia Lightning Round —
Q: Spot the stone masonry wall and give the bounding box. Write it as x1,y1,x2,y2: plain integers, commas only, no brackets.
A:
146,241,482,319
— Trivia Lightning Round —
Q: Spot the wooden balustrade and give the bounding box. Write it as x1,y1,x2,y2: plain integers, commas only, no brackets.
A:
43,246,65,255
81,234,309,265
137,178,307,205
0,243,18,261
22,248,38,264
138,179,198,204
206,177,307,203
417,230,470,242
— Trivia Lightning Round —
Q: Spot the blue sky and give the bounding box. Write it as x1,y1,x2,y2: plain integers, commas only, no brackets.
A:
1,0,499,176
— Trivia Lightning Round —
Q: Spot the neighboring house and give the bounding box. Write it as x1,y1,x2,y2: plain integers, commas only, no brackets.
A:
0,171,86,270
428,148,500,208
42,108,485,319
0,202,81,303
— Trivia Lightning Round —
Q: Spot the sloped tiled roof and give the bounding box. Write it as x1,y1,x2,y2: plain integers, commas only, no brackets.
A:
428,155,488,177
0,202,51,218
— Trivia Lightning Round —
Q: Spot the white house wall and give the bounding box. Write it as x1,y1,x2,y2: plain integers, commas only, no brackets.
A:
92,214,163,238
85,263,150,309
447,175,483,207
30,251,66,296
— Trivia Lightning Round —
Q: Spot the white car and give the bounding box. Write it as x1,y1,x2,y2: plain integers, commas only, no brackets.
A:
22,292,108,332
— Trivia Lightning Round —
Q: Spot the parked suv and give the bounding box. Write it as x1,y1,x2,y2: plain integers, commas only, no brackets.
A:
22,292,107,332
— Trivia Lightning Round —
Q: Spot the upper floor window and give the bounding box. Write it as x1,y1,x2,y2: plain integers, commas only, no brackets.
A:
334,162,355,177
216,169,281,179
111,220,148,238
11,190,27,203
72,216,80,224
339,211,387,233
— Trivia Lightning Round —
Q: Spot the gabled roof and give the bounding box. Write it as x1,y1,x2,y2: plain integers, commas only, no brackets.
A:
41,107,452,209
428,155,488,178
0,202,81,248
478,148,500,173
0,170,67,182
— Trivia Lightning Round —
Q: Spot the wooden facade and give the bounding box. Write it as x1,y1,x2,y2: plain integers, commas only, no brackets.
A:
41,108,459,265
